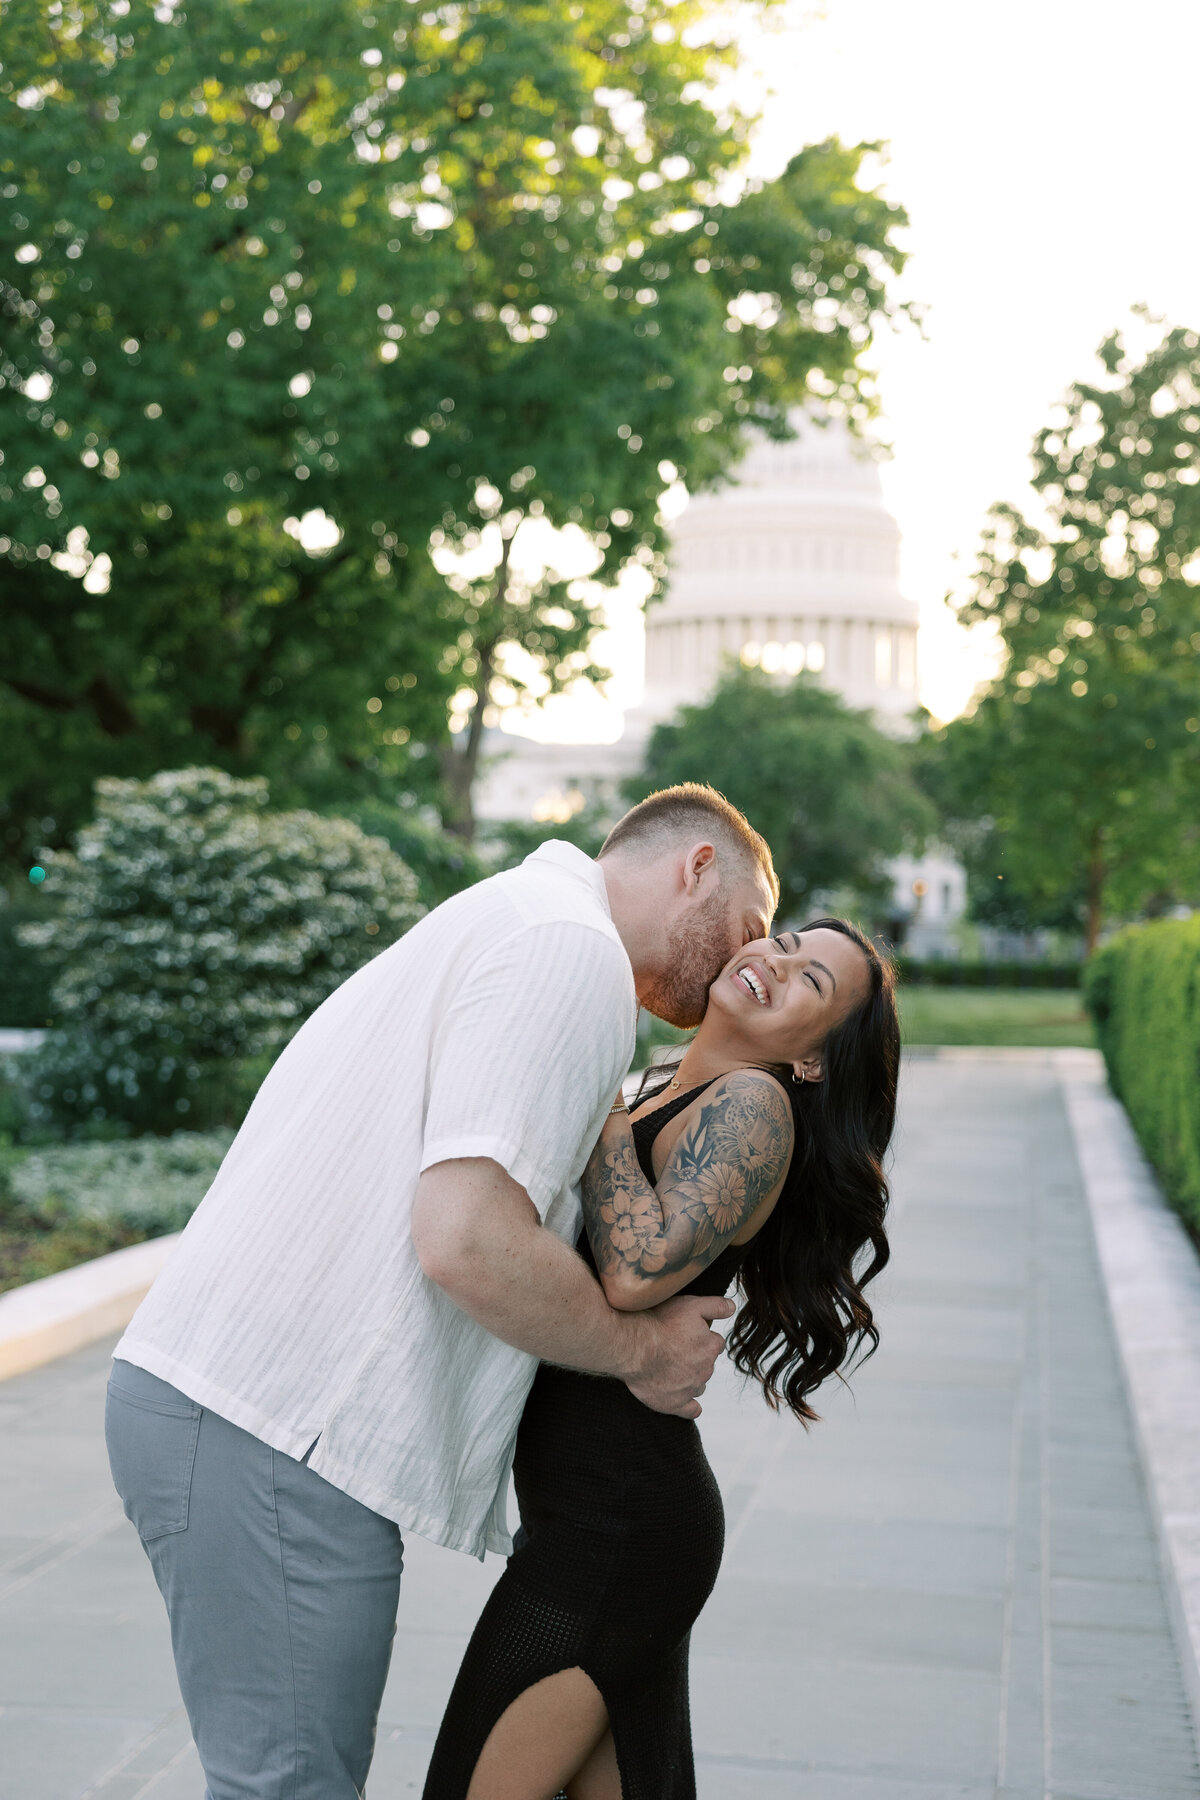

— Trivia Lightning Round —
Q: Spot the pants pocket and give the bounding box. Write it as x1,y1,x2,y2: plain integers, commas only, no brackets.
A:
105,1361,202,1542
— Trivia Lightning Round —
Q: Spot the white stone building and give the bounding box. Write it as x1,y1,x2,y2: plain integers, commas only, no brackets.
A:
476,414,964,948
636,416,919,729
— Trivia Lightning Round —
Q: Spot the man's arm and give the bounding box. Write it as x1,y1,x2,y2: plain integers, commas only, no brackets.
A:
411,1158,733,1419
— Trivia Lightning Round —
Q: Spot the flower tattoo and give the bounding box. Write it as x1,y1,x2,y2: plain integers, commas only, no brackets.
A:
581,1072,793,1287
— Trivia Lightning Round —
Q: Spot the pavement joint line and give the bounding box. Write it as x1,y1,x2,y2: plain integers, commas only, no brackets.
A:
127,1734,197,1800
1054,1046,1200,1763
718,1417,791,1562
0,1496,124,1583
1037,1135,1054,1800
0,1502,125,1602
994,1190,1034,1795
78,1706,190,1800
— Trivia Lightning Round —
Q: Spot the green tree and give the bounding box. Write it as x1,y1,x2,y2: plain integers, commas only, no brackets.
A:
629,667,934,918
927,319,1200,949
485,801,611,872
0,0,909,857
17,766,423,1132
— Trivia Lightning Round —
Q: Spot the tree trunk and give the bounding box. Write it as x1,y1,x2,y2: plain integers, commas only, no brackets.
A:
188,702,248,755
1084,836,1106,954
440,634,499,842
440,524,516,843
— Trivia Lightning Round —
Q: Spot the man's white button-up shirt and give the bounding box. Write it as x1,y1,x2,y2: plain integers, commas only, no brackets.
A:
116,842,637,1558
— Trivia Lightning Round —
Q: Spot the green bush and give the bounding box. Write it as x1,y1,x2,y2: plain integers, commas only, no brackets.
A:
0,1130,230,1293
1084,918,1200,1231
9,1131,232,1238
16,768,423,1134
346,801,489,908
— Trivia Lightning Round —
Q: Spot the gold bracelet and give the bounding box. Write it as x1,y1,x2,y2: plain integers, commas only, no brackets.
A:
609,1097,629,1116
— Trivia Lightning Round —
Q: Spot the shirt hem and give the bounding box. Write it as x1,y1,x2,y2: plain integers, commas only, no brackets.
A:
111,1339,511,1561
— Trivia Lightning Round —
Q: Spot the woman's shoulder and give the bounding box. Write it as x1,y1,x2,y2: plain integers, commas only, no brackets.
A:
711,1065,792,1102
669,1067,795,1172
695,1066,795,1128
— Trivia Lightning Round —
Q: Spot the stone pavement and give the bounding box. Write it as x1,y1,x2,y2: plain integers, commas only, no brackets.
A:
2,1054,1198,1800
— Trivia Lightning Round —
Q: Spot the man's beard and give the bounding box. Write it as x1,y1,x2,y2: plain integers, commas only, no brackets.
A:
639,889,733,1029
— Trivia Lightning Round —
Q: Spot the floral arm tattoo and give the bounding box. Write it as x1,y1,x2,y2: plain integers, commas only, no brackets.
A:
581,1072,794,1285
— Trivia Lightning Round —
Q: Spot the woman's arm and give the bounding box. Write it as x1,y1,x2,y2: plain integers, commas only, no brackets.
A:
581,1069,794,1311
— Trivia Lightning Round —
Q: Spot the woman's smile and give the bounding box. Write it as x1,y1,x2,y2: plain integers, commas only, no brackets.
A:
731,961,771,1005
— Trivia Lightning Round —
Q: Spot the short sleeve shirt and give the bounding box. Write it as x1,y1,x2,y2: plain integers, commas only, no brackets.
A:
115,843,636,1558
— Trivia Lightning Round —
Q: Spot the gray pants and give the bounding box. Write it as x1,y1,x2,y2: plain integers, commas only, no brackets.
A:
105,1360,405,1799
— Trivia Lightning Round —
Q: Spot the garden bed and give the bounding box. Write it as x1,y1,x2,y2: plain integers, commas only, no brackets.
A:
0,1132,230,1297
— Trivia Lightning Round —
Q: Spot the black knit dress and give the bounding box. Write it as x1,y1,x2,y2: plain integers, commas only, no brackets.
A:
421,1081,747,1800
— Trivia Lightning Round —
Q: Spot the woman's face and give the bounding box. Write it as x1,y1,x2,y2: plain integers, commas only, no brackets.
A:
704,927,871,1079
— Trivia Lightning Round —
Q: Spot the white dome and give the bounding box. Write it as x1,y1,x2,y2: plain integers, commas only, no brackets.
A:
641,413,919,726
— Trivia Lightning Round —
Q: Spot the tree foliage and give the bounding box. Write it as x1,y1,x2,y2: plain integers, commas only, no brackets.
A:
0,0,909,858
629,667,933,918
927,319,1200,947
16,766,422,1132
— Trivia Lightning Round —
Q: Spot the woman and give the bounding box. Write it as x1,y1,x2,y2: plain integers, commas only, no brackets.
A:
423,918,899,1800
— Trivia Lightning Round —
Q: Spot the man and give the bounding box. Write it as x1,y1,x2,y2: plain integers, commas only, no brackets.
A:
106,782,777,1799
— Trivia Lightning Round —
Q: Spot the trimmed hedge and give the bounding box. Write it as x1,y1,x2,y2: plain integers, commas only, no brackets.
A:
1084,918,1200,1232
896,958,1082,989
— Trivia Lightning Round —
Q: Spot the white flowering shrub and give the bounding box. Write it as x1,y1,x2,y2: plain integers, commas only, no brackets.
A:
18,768,423,1132
10,1131,233,1237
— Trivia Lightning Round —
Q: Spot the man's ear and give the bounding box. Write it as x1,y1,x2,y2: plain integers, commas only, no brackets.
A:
682,839,718,895
792,1055,825,1084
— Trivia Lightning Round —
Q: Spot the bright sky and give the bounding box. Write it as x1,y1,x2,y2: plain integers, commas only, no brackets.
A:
505,0,1200,741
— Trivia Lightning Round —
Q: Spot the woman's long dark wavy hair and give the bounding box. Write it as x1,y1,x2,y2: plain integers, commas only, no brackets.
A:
645,917,899,1424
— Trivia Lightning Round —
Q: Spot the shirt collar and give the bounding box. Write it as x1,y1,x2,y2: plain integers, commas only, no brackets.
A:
525,840,612,919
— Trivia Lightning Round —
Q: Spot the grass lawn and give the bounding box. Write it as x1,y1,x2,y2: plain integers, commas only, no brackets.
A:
637,985,1095,1059
900,986,1094,1048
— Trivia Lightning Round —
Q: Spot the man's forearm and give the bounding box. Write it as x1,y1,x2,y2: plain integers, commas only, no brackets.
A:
412,1158,647,1378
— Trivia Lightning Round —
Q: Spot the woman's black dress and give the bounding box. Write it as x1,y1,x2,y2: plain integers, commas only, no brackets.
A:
421,1082,747,1800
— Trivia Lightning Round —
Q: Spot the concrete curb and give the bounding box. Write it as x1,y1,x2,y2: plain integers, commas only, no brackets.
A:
0,1233,179,1382
1054,1046,1200,1752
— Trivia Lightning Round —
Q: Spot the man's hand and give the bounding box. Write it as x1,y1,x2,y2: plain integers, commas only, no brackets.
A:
622,1293,735,1418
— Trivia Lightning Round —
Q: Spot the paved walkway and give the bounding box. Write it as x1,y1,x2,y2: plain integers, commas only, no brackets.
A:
2,1055,1198,1799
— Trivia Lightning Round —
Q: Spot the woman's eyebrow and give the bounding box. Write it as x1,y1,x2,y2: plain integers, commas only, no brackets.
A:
789,931,835,990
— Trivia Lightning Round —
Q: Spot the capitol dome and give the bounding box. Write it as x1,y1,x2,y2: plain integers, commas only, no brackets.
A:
639,412,919,728
475,411,928,831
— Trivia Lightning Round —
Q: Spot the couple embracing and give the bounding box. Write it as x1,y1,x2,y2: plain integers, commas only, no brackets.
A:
107,783,900,1800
